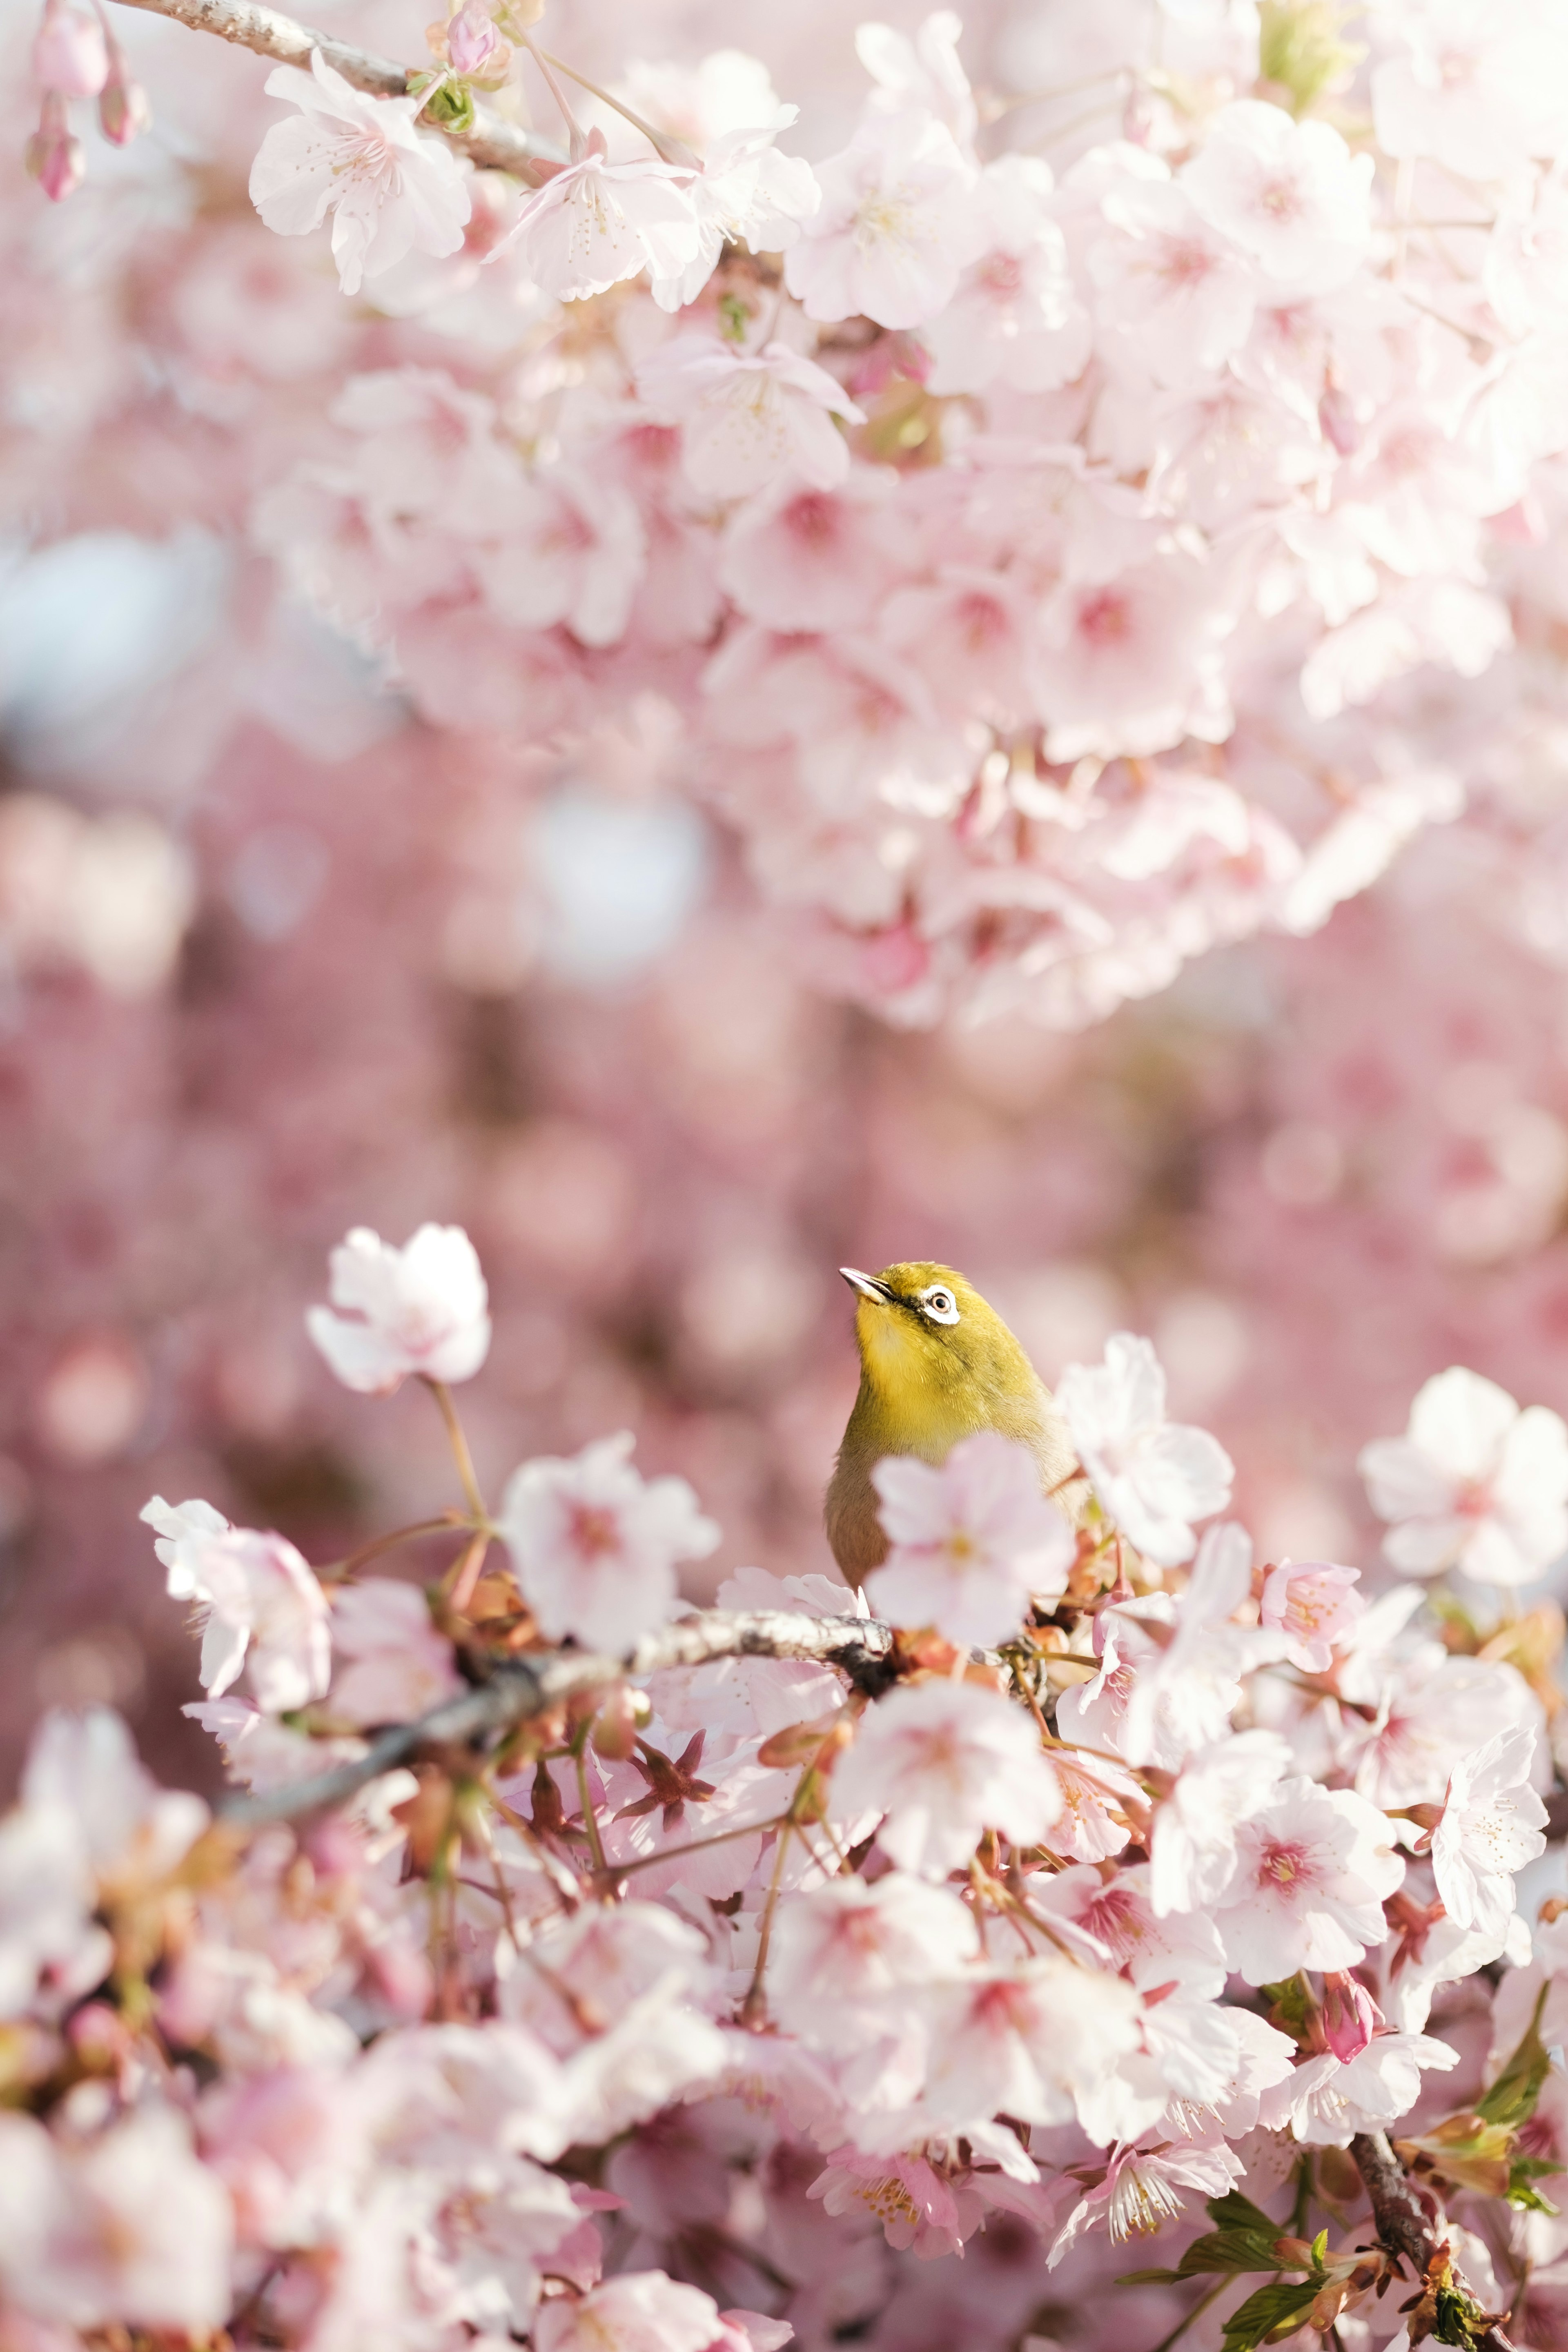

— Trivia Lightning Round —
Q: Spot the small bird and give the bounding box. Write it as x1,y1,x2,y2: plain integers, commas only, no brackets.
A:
825,1260,1084,1584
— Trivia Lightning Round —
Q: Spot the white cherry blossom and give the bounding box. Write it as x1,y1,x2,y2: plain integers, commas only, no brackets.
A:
864,1430,1074,1647
923,155,1089,396
1056,1332,1234,1566
1359,1365,1568,1586
831,1678,1061,1877
784,107,974,329
1182,100,1374,295
1432,1725,1548,1936
492,132,702,303
636,336,863,499
1147,1729,1293,1915
306,1223,492,1394
498,1431,719,1648
1089,175,1256,384
648,119,821,312
1260,2032,1460,2146
249,52,470,298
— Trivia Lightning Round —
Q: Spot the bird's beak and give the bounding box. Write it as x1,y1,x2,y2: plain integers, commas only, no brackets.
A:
840,1267,895,1305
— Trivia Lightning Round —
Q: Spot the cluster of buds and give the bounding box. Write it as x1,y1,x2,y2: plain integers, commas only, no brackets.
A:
416,0,539,130
26,0,149,199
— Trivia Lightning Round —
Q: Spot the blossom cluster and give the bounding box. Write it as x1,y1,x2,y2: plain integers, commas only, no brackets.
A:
6,1219,1568,2351
218,0,1568,1028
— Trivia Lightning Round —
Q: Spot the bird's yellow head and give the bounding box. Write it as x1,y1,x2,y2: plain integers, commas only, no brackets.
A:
839,1261,1038,1430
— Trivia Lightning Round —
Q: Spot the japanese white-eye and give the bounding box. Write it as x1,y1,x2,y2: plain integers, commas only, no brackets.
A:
825,1260,1084,1584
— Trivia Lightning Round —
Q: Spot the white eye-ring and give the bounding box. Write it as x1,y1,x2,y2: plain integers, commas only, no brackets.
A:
920,1285,960,1325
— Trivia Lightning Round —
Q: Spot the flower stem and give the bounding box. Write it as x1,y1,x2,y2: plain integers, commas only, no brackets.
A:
539,47,699,166
571,1729,609,1877
316,1511,470,1583
741,1817,794,2024
422,1375,488,1521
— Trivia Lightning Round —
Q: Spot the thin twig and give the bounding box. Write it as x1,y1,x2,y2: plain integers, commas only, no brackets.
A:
316,1513,470,1584
107,0,562,178
221,1606,901,1826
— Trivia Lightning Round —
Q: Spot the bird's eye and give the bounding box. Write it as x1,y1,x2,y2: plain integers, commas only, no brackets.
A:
921,1287,960,1325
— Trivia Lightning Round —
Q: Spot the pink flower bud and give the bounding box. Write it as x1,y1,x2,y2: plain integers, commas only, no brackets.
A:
445,0,499,78
24,90,85,200
1321,1971,1379,2063
97,36,150,145
32,0,107,97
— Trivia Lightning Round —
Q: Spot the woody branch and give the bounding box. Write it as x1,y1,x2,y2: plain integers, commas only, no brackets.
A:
223,1604,902,1827
107,0,560,176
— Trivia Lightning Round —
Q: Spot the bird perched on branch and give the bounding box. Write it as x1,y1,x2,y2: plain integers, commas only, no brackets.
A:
825,1260,1085,1584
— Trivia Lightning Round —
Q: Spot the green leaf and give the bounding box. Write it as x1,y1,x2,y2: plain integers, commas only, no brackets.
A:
1220,2277,1323,2352
1477,1984,1552,2130
1258,1974,1316,2047
1117,2267,1183,2286
1507,2154,1562,2214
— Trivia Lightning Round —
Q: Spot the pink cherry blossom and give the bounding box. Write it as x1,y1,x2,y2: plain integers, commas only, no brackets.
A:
1182,100,1374,295
499,1432,719,1648
1088,176,1256,383
249,53,471,298
923,155,1088,396
635,337,863,500
1211,1775,1405,1985
1432,1725,1548,1936
784,107,974,330
918,1952,1143,2132
328,1578,463,1727
145,1506,330,1713
306,1223,492,1394
1359,1366,1568,1586
769,1873,978,2052
1258,1558,1363,1672
0,2106,233,2333
491,133,701,303
532,2270,726,2352
1147,1732,1293,1916
864,1430,1074,1646
1056,1332,1234,1566
830,1678,1061,1876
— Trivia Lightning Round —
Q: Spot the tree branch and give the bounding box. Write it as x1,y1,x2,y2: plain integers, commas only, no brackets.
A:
1350,2131,1518,2352
223,1606,900,1827
107,0,562,178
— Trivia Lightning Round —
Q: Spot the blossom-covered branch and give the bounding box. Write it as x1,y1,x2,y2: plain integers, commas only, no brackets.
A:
224,1603,900,1826
107,0,557,175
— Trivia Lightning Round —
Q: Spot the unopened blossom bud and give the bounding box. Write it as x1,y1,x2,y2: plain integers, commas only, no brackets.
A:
32,0,107,96
97,36,151,145
24,90,85,201
1321,1970,1379,2062
445,0,501,79
588,1682,646,1761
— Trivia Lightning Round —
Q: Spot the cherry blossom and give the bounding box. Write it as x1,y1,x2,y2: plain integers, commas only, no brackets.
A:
831,1678,1061,1876
783,107,974,329
306,1223,492,1394
1260,2031,1461,2146
635,337,864,499
328,1579,463,1726
1258,1558,1364,1672
1359,1366,1568,1586
864,1430,1074,1646
145,1505,331,1713
533,2271,731,2352
1210,1776,1405,1984
1432,1725,1548,1936
249,53,471,298
491,133,701,303
1182,100,1374,295
498,1431,719,1648
1056,1332,1234,1566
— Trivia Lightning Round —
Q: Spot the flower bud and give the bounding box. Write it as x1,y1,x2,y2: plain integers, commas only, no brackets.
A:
445,0,500,78
24,91,85,201
1321,1970,1379,2062
97,36,151,145
32,0,107,96
588,1682,646,1762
